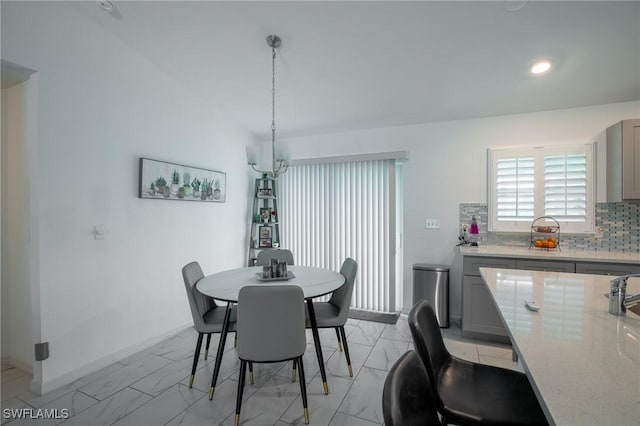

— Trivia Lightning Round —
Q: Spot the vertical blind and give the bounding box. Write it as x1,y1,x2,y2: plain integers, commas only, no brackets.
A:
279,159,395,312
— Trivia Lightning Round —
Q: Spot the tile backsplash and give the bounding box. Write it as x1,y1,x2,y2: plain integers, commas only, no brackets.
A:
459,202,640,253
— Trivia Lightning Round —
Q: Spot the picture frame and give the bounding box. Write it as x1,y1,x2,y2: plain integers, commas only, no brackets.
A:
260,208,272,222
259,225,272,247
259,225,272,239
139,157,226,202
257,188,273,197
259,238,272,248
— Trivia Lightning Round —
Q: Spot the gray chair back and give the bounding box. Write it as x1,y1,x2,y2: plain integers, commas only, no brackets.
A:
237,285,305,362
256,249,294,266
328,258,358,324
382,350,440,426
182,262,217,331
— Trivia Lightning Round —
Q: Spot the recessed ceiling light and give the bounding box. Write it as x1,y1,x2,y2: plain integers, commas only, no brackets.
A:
531,61,551,74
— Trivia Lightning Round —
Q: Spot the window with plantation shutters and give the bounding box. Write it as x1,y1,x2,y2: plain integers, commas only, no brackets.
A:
488,144,594,233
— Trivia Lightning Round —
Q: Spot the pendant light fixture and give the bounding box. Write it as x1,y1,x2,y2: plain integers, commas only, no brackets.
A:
246,35,289,178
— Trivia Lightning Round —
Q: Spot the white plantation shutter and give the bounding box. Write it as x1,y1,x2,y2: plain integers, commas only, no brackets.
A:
544,154,587,222
489,144,594,233
279,158,398,313
496,157,535,221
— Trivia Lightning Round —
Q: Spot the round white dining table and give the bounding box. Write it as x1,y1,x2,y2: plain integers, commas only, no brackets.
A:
196,265,345,398
197,265,344,302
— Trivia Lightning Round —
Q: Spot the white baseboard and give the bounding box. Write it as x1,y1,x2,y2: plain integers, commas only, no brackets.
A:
35,322,192,395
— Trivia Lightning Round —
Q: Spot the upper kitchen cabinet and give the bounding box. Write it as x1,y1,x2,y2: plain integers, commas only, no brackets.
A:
606,119,640,201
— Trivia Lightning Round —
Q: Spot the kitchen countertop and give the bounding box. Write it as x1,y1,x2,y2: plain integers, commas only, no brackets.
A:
480,268,640,426
460,245,640,264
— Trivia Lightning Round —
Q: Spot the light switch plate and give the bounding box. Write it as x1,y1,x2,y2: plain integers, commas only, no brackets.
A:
595,226,604,239
425,219,440,229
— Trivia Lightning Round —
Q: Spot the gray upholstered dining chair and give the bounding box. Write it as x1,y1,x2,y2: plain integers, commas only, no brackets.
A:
382,350,441,426
408,300,548,426
302,257,358,378
235,285,309,425
182,261,237,388
255,248,294,266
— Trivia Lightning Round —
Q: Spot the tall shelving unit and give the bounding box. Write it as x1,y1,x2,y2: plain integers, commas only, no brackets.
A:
247,177,281,266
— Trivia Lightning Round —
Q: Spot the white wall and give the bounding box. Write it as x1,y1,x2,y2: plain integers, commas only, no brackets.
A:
2,2,254,392
282,101,640,316
1,83,34,371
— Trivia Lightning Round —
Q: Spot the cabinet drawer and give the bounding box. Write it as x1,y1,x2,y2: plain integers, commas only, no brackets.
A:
463,256,516,276
515,259,575,273
575,262,640,276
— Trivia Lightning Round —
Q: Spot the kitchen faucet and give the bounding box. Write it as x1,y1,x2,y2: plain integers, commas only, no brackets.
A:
608,274,640,316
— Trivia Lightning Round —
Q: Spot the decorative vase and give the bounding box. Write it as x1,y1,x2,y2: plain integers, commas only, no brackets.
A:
170,183,180,196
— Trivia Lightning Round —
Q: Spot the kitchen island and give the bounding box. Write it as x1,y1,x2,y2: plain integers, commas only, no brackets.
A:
480,268,640,426
460,246,640,342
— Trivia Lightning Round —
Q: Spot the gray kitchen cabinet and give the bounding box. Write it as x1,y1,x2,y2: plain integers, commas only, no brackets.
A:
461,256,515,343
606,119,640,201
575,262,640,276
515,259,575,273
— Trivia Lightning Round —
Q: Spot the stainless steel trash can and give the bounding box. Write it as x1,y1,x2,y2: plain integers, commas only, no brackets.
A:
413,264,449,328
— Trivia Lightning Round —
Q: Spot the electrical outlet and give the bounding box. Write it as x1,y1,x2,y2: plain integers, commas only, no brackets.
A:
595,226,604,239
425,219,440,229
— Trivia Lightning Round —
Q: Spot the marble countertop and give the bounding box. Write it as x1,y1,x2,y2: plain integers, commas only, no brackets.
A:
480,268,640,426
460,245,640,264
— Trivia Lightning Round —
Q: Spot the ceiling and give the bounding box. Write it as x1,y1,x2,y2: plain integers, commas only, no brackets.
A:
70,1,640,140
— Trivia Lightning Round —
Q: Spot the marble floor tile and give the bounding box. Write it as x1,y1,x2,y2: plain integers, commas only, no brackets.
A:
39,390,99,419
130,356,194,397
279,374,353,425
0,398,32,425
329,411,382,426
336,366,386,424
1,375,32,402
1,368,29,384
111,384,204,426
347,321,386,346
364,338,410,372
444,339,480,362
380,317,412,342
78,355,171,401
58,387,151,426
324,341,372,380
220,374,304,426
16,362,124,409
164,378,245,426
8,318,525,426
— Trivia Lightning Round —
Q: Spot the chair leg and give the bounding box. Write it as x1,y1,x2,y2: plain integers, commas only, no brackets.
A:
204,333,212,360
189,333,204,388
235,360,248,426
234,331,238,348
335,327,343,352
248,362,254,385
296,356,310,425
291,359,297,382
339,326,353,377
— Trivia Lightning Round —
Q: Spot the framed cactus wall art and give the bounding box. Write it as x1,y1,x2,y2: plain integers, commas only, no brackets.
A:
139,157,226,202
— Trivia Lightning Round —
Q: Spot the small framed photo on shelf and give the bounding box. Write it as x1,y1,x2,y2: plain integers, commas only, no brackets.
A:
259,237,272,248
259,225,272,239
270,210,277,222
259,226,272,246
257,188,273,197
260,208,272,222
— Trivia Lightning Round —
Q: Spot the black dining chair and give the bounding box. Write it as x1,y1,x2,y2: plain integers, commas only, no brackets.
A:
382,350,441,426
182,261,237,388
408,299,548,426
